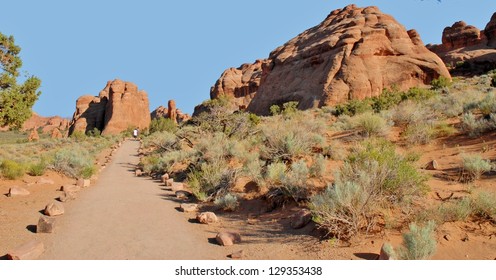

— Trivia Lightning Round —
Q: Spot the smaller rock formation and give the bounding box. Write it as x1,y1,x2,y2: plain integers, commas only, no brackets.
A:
151,100,191,124
428,13,496,74
50,128,63,139
21,113,69,135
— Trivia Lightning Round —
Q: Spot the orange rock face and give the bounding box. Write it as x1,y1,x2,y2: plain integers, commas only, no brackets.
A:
428,12,496,72
69,79,151,136
150,99,191,124
207,5,450,115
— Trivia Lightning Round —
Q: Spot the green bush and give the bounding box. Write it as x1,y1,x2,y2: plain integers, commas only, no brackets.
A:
149,117,177,134
265,160,310,204
310,181,371,240
462,154,492,181
395,221,437,260
351,112,390,137
28,160,47,176
431,76,452,90
260,115,325,161
309,154,327,178
472,191,496,222
187,159,238,201
0,159,25,180
460,112,492,137
214,193,239,211
51,147,95,178
403,123,435,145
342,139,429,200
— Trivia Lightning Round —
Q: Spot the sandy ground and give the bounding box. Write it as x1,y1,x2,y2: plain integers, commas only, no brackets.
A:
2,138,496,260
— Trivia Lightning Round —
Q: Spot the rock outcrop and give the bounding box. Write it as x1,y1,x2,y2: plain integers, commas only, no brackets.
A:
205,5,450,115
428,13,496,73
69,79,151,136
151,99,191,124
21,113,69,134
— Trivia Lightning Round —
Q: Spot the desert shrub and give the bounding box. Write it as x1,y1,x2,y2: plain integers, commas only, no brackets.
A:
462,154,492,181
475,92,496,117
143,131,178,152
0,159,25,179
431,76,452,90
370,89,402,112
265,160,310,204
28,160,47,176
433,122,458,137
395,221,437,260
70,130,86,141
241,152,264,184
51,147,95,178
472,191,496,222
426,93,464,118
309,154,327,178
270,101,300,116
214,193,239,211
86,127,101,137
435,197,473,223
310,181,373,240
311,140,428,238
342,139,428,201
187,159,238,201
460,112,493,137
392,101,436,126
193,108,256,139
350,112,390,137
321,141,346,160
80,165,96,179
149,117,177,134
260,115,325,161
403,123,436,145
334,98,372,116
269,104,281,116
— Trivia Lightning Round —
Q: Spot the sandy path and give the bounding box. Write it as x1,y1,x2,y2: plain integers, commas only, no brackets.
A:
40,140,218,260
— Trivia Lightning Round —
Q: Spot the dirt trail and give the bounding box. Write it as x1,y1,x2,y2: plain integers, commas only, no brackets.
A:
40,140,219,260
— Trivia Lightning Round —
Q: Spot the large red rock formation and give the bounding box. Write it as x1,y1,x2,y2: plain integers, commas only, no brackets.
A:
428,12,496,72
69,79,151,135
19,113,69,135
207,5,450,115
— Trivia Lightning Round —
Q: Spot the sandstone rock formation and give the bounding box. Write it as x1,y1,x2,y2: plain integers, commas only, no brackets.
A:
151,100,191,124
28,129,39,142
428,13,496,73
206,5,450,115
69,79,151,136
21,113,69,135
216,231,242,246
7,240,45,260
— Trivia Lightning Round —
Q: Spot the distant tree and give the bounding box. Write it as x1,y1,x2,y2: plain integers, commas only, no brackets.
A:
0,32,41,129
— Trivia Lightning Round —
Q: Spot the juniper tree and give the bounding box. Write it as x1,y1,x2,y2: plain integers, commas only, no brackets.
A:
0,32,41,129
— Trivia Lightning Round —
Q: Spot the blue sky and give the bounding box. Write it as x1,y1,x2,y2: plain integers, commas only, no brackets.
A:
1,0,495,117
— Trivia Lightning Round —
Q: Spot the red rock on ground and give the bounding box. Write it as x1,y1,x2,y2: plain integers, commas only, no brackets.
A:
7,240,45,260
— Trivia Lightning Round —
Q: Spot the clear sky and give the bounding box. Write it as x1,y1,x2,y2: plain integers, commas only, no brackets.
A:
1,0,495,118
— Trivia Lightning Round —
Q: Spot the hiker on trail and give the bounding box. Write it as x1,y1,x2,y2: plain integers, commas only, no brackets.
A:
133,128,139,140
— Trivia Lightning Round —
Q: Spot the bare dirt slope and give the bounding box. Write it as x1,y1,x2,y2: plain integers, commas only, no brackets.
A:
40,140,219,260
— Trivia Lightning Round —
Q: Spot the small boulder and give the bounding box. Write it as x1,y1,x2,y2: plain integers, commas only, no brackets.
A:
58,191,77,202
171,182,184,192
37,215,56,233
290,209,313,229
8,187,30,197
165,178,174,186
216,232,242,246
44,202,65,216
135,169,143,177
425,160,439,170
229,250,244,259
161,173,169,183
175,190,192,199
36,178,55,185
180,203,198,213
61,185,80,193
7,240,45,260
197,212,219,224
